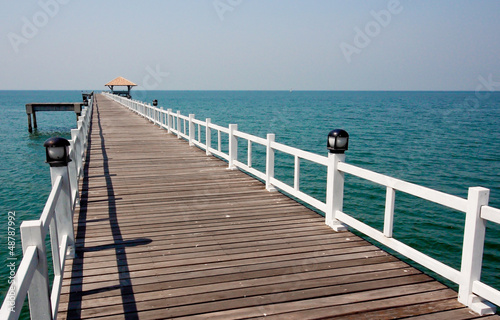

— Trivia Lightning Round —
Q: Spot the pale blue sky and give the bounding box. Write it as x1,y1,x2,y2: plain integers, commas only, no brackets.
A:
1,0,499,90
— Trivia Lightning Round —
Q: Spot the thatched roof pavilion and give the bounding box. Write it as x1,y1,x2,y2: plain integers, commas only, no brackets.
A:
105,77,137,98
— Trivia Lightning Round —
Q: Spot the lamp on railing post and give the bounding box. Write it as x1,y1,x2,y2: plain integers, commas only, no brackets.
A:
153,100,158,126
43,137,76,259
327,129,349,154
325,129,349,232
44,137,71,167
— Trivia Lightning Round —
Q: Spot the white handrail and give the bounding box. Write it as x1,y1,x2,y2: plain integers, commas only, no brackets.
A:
0,93,94,320
104,92,499,315
338,162,468,212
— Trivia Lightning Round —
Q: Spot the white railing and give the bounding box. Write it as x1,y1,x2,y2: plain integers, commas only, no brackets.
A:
0,94,94,320
105,93,499,315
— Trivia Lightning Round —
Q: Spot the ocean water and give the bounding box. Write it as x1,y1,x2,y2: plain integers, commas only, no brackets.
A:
1,90,499,316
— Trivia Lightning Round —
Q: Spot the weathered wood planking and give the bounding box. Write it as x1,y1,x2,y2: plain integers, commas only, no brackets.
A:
56,94,497,319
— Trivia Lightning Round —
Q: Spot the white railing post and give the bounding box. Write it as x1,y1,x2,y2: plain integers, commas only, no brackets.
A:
458,187,496,315
20,221,51,320
77,120,84,147
71,129,82,177
325,152,348,231
49,162,76,259
218,130,221,151
67,141,80,207
228,124,238,170
167,109,172,133
159,107,164,127
177,111,181,139
189,114,195,146
294,155,300,191
383,187,396,237
206,118,211,155
265,133,277,191
248,140,252,167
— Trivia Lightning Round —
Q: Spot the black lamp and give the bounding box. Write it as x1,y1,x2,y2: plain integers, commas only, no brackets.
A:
153,99,158,106
44,137,72,167
327,129,349,154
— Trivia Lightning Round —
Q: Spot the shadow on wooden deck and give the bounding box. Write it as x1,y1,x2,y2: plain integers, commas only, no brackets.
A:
64,101,151,320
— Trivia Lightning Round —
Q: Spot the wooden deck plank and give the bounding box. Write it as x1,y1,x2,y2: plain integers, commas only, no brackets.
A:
56,94,498,319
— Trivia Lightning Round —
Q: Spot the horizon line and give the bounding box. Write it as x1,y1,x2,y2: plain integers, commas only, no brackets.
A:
0,89,497,92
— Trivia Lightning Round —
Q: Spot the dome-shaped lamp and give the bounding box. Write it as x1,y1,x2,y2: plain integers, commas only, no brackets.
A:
327,129,349,154
43,137,72,167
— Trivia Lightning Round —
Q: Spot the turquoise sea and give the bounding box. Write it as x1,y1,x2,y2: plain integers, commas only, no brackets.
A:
1,90,499,317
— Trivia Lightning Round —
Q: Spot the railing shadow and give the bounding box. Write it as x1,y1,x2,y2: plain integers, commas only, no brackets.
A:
65,97,151,320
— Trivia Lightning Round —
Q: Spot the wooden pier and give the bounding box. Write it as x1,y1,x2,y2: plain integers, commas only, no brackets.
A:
56,94,498,319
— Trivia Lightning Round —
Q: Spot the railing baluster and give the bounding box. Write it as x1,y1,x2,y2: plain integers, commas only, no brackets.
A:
20,220,51,320
218,130,221,151
248,140,252,167
206,118,211,156
71,129,82,177
266,133,276,192
294,155,300,191
167,109,172,133
188,114,195,146
160,107,164,127
67,142,79,207
177,111,181,139
228,124,238,170
384,187,396,237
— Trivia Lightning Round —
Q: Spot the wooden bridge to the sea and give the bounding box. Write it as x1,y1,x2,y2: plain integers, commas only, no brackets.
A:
2,93,500,319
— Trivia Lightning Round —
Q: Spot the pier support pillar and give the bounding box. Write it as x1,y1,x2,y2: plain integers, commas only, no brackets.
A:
26,105,38,133
32,111,37,130
27,114,33,133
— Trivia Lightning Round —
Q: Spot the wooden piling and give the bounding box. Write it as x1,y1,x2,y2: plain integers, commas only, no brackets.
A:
26,103,83,132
